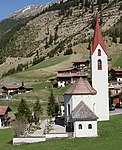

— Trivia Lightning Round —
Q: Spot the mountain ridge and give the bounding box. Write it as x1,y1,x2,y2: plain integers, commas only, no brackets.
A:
0,0,121,66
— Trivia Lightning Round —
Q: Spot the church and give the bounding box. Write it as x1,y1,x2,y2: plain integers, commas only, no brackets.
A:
63,14,109,138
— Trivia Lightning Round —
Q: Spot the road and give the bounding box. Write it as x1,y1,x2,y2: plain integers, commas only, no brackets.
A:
109,108,122,116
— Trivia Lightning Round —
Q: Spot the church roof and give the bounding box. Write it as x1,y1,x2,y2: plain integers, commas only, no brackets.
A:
72,101,98,121
90,14,107,56
64,78,97,95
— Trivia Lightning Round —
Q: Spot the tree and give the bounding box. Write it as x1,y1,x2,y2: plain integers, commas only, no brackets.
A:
17,99,32,122
12,116,27,137
54,31,58,41
16,64,23,72
49,34,53,45
91,15,96,29
112,35,117,43
45,37,49,49
100,12,103,25
47,90,59,118
33,99,43,124
64,48,73,55
120,35,122,44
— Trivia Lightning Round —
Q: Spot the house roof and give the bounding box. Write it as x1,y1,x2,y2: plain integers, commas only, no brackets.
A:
110,68,122,72
90,14,107,56
1,86,18,90
57,67,78,72
1,86,33,90
64,78,97,95
72,60,89,63
57,72,87,78
0,106,12,116
72,101,98,121
111,92,122,98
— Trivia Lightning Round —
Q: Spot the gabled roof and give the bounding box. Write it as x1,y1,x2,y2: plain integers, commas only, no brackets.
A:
1,86,18,90
72,101,98,121
57,67,78,72
72,60,89,63
57,72,87,78
90,14,107,55
110,68,122,72
64,78,97,95
1,86,33,90
0,106,12,116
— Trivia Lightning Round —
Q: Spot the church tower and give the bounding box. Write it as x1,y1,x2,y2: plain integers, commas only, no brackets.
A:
90,14,109,121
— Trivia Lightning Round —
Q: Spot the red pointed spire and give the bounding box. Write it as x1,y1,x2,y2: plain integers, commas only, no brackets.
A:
90,14,107,55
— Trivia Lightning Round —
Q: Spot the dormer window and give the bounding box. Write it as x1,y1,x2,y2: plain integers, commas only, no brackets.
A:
98,49,101,56
98,59,102,70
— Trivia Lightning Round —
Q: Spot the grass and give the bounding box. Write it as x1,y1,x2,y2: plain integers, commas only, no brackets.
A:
27,55,70,71
0,100,34,112
1,115,122,150
113,53,122,67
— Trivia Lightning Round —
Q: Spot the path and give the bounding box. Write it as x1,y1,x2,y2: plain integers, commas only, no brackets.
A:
109,108,122,116
30,119,48,137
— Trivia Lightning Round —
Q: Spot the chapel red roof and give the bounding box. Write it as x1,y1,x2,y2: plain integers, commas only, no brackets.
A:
0,106,12,115
90,14,107,55
64,77,97,95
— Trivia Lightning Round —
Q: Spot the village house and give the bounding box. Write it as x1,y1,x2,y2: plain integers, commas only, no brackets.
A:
56,63,89,87
0,106,12,127
109,67,122,82
1,85,33,99
57,72,88,87
110,92,122,107
108,80,122,107
72,59,89,71
57,67,79,74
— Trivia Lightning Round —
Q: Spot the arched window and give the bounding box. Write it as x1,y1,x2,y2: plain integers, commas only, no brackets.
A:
68,104,70,116
98,59,102,70
88,124,92,129
98,49,101,56
79,124,82,129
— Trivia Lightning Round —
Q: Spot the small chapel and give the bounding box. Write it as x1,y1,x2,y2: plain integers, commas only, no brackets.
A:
63,14,109,138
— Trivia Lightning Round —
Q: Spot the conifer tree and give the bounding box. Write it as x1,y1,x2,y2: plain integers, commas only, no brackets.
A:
47,90,59,118
33,99,43,124
17,99,31,122
112,35,117,43
49,34,53,45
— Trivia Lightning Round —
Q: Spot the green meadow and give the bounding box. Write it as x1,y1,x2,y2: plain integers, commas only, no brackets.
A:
0,115,122,150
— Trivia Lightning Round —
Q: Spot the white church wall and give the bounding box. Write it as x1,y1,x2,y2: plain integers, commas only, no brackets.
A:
91,44,109,121
72,95,96,114
74,121,97,138
64,94,97,123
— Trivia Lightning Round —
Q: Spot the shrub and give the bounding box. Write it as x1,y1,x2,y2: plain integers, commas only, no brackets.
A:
64,48,73,55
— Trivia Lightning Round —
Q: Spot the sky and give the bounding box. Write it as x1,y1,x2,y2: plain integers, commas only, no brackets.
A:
0,0,54,20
